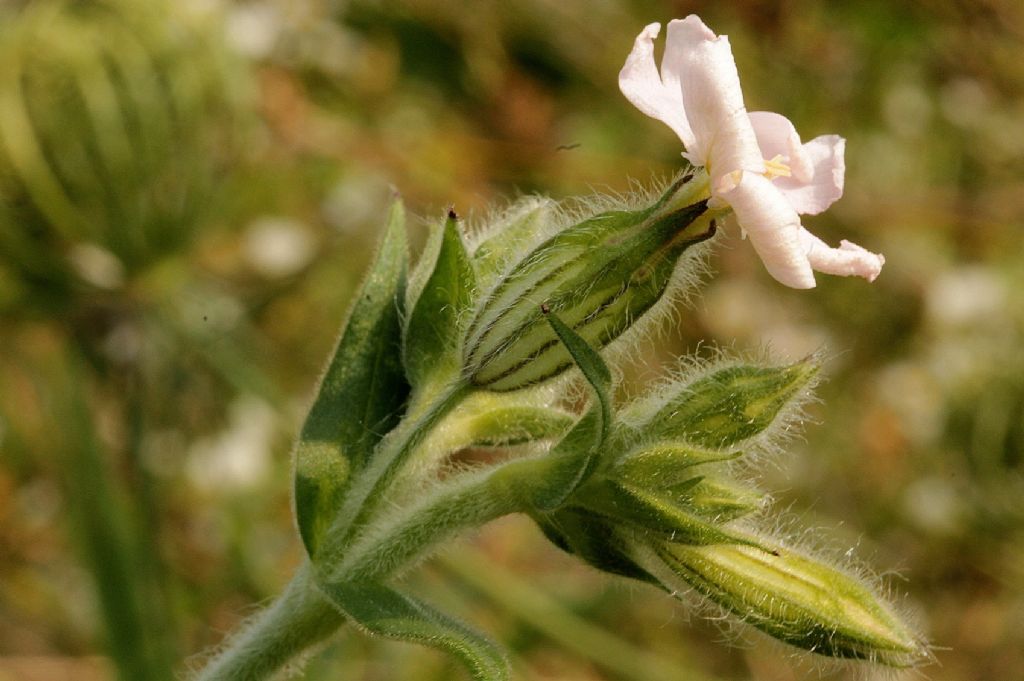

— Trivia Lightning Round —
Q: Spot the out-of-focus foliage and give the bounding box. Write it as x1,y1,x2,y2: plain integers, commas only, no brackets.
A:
0,0,1021,679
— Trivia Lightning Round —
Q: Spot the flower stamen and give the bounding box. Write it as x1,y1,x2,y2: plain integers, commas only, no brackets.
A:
763,155,792,180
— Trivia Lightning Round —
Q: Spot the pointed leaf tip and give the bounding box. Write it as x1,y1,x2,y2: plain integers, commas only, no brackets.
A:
404,210,476,388
544,312,612,403
512,313,613,512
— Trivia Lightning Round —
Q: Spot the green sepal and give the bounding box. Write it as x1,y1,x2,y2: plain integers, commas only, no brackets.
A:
517,312,611,512
614,441,742,489
320,581,508,681
404,210,476,388
644,361,818,448
578,479,769,550
294,198,410,559
534,509,655,583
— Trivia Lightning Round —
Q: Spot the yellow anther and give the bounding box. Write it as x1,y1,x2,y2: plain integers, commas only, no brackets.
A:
763,155,792,180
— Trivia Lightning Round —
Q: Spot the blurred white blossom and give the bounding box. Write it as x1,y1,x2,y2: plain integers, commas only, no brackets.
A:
225,2,281,58
243,216,316,278
68,243,125,289
186,397,276,492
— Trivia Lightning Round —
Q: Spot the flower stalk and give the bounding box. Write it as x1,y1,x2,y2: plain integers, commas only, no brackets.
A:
193,565,340,681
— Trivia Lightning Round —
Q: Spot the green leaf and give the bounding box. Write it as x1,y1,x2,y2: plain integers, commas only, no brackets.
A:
405,216,444,313
404,210,476,387
546,311,612,419
294,198,410,559
320,581,509,681
517,312,611,511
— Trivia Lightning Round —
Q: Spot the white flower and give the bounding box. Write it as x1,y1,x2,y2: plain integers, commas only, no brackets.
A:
619,16,884,289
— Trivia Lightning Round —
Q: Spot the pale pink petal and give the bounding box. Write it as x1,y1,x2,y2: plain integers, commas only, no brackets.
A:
799,229,885,281
748,111,813,182
773,135,846,215
720,171,816,289
658,18,709,150
671,16,764,185
618,23,696,148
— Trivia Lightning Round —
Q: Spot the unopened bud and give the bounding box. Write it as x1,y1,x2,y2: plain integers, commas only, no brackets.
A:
667,477,763,522
649,541,926,666
577,479,767,550
615,441,741,489
464,174,713,392
639,361,818,448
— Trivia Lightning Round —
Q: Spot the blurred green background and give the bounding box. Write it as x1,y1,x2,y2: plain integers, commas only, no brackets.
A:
1,0,1022,679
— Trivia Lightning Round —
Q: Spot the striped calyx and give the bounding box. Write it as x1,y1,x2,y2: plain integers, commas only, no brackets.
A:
464,174,713,392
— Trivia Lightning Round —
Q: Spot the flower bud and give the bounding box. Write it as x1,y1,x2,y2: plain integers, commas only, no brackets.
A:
464,174,713,392
614,441,741,489
635,361,818,448
577,479,767,550
666,477,763,522
650,541,926,666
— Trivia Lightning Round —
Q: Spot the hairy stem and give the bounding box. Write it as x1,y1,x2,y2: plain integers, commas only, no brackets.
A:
193,563,342,681
338,464,522,581
195,384,479,680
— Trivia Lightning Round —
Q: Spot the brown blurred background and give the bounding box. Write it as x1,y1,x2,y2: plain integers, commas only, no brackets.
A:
1,0,1022,679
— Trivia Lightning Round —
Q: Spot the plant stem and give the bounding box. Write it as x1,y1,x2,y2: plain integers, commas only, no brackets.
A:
196,383,476,679
194,563,342,681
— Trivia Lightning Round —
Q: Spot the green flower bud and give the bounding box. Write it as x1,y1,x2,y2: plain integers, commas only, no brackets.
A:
663,477,763,522
614,440,742,489
635,361,818,448
576,478,767,550
610,442,761,522
648,541,926,667
464,173,714,392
